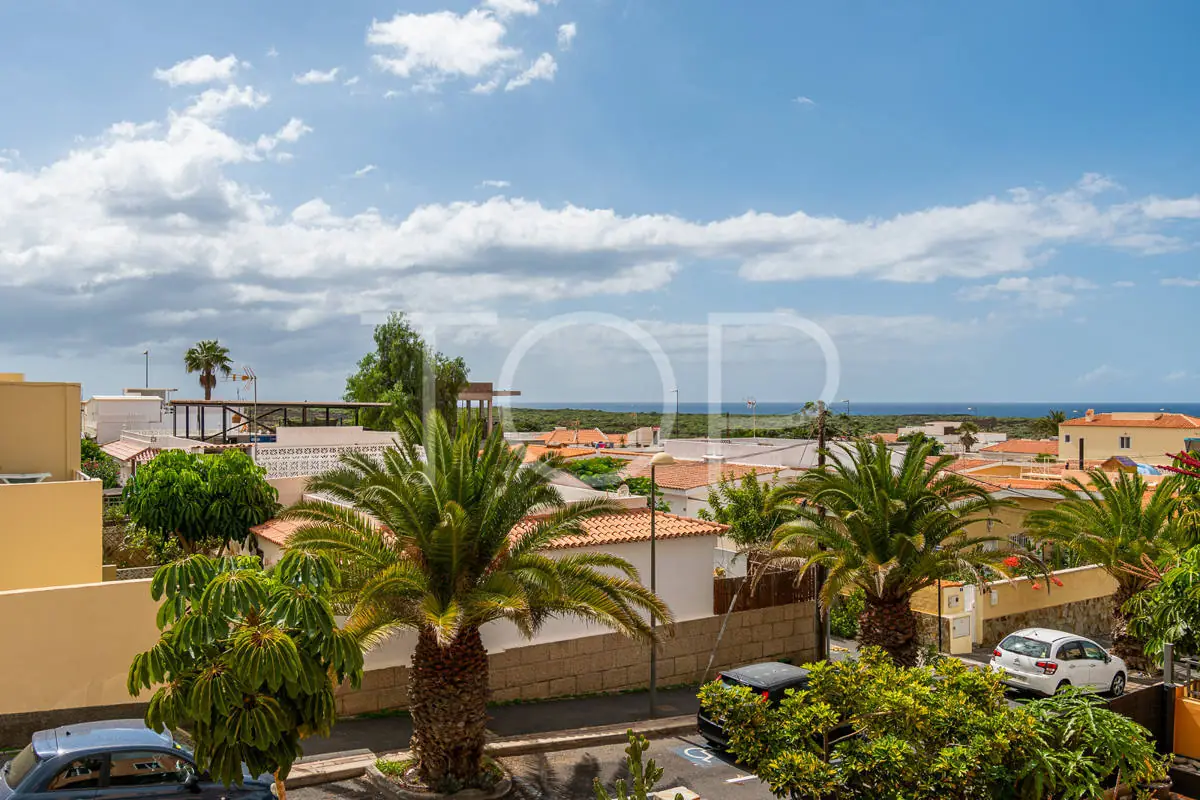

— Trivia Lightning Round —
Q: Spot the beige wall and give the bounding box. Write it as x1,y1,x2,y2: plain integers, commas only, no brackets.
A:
978,564,1116,621
1058,424,1200,462
0,380,82,480
0,579,160,715
0,373,24,382
964,496,1058,543
0,479,102,590
268,476,310,507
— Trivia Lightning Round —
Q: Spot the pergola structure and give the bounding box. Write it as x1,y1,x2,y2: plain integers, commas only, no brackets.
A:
170,399,391,443
459,382,521,435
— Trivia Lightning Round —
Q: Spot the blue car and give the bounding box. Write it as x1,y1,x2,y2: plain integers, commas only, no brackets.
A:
0,721,274,800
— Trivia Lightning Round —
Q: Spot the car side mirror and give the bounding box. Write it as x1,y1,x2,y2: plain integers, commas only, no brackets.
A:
1104,655,1112,664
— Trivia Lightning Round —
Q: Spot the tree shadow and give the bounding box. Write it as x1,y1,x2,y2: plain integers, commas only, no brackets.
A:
508,752,633,799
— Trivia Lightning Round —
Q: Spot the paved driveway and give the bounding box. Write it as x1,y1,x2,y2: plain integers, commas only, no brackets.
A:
290,735,776,800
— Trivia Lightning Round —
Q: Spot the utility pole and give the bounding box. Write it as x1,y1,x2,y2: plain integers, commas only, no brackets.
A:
815,400,830,661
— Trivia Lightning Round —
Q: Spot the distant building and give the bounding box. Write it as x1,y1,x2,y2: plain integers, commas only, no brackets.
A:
621,456,791,517
540,427,629,448
1058,409,1200,464
978,439,1059,461
896,421,1007,452
83,392,172,444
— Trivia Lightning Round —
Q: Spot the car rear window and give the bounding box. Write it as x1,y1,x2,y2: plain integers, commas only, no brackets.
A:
999,635,1050,658
3,744,40,790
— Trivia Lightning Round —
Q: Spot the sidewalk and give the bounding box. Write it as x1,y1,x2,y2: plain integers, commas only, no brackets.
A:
302,686,702,756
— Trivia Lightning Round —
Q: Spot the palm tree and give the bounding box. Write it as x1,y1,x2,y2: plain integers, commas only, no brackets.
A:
957,420,980,453
1025,470,1184,666
1035,409,1068,438
282,413,671,793
184,339,233,400
768,438,1012,666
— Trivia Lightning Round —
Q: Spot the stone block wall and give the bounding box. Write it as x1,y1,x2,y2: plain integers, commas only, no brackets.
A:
981,595,1113,645
335,601,818,717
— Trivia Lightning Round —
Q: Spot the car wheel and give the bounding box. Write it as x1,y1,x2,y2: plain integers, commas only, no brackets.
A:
1110,672,1126,697
1054,680,1071,695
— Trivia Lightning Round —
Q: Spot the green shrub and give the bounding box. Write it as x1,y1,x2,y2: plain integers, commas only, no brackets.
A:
829,588,865,638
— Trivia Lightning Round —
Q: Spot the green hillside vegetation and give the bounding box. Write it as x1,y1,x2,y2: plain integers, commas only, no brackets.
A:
504,408,1045,440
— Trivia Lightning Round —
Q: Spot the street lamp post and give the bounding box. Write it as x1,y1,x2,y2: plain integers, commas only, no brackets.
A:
143,349,150,388
647,451,675,719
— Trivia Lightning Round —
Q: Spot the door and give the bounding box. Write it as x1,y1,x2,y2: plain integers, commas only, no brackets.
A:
28,755,104,800
1080,639,1114,689
98,750,195,800
1055,640,1089,686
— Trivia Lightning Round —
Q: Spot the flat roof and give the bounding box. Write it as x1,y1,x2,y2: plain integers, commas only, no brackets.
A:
170,399,390,408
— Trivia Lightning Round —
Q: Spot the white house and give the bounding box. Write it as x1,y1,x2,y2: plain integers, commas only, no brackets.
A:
83,395,169,444
620,456,793,517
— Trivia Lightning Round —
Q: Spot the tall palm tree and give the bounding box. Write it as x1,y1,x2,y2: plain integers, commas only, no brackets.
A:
282,413,671,793
957,420,980,453
768,438,1012,666
1025,470,1183,666
183,339,233,400
1034,409,1068,438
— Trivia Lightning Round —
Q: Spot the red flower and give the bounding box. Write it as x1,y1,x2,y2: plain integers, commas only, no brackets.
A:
1051,576,1064,587
1031,582,1043,590
1003,555,1021,568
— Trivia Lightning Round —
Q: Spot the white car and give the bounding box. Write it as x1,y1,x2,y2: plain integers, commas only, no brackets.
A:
989,628,1127,697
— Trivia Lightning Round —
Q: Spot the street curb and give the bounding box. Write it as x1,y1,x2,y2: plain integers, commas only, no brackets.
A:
289,715,697,788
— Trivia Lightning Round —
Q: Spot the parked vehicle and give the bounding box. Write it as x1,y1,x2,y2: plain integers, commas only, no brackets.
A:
698,662,811,748
0,720,275,800
988,628,1127,697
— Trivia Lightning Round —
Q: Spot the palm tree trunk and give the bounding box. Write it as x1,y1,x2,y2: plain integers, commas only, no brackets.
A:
858,595,919,667
1111,581,1148,671
203,370,213,401
409,625,491,792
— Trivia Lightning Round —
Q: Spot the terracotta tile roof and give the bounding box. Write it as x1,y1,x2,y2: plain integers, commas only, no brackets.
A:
511,507,726,550
250,517,308,547
621,458,781,490
1061,412,1200,429
518,444,598,464
871,432,900,443
944,458,994,471
540,428,628,447
101,440,155,462
981,439,1059,456
133,448,161,465
254,507,725,551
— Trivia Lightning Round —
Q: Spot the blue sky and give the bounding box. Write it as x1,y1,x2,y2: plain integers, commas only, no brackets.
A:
2,1,1199,406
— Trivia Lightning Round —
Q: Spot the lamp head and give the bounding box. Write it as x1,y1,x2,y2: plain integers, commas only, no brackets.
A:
649,452,676,466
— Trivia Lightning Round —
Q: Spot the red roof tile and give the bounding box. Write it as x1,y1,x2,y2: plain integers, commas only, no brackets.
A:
981,439,1059,456
517,444,598,464
100,440,155,462
1061,412,1200,429
621,458,781,490
250,517,309,547
511,507,726,549
540,428,628,447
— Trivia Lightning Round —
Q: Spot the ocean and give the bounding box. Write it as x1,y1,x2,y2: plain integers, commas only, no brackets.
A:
511,401,1200,418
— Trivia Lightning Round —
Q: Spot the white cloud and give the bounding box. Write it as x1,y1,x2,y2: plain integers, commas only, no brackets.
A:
506,53,556,91
1111,280,1135,288
353,164,377,178
266,47,279,58
1162,276,1200,287
254,118,313,156
368,10,520,86
1166,370,1189,382
958,275,1095,311
1078,364,1125,384
182,85,270,121
479,179,510,189
294,67,341,85
344,75,361,86
793,96,815,106
1140,197,1200,219
154,54,243,86
557,22,577,50
484,0,540,17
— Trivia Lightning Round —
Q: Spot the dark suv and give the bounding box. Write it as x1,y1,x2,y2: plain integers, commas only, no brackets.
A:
697,661,811,748
0,720,274,800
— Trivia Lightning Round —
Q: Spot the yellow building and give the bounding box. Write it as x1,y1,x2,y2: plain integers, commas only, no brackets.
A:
1058,409,1200,464
0,374,102,590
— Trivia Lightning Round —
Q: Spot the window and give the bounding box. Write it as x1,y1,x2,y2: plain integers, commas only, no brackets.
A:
999,635,1050,658
47,757,104,791
106,751,189,788
1064,434,1071,443
1119,435,1131,449
1081,641,1107,661
3,745,41,790
1057,641,1086,661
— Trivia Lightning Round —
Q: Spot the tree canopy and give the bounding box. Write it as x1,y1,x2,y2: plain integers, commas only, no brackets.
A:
123,449,279,554
343,312,469,430
81,436,120,489
184,340,233,401
128,552,363,792
697,472,795,549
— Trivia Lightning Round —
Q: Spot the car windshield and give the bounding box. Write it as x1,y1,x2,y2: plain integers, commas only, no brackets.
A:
1000,635,1050,658
170,729,196,758
3,745,40,790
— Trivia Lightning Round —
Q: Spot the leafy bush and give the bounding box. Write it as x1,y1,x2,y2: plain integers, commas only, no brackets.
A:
829,588,865,638
697,647,1168,800
623,476,670,511
566,456,626,490
81,436,121,489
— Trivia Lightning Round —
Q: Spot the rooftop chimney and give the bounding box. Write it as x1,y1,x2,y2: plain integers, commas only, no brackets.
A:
1085,409,1095,420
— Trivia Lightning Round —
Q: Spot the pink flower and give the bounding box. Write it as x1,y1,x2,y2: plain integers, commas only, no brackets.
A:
1003,556,1021,568
1031,582,1043,591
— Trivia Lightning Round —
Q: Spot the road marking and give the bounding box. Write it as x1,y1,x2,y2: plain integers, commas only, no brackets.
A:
726,774,757,784
673,746,715,768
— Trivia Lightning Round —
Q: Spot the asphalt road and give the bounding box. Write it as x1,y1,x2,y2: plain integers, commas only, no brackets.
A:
290,735,776,800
